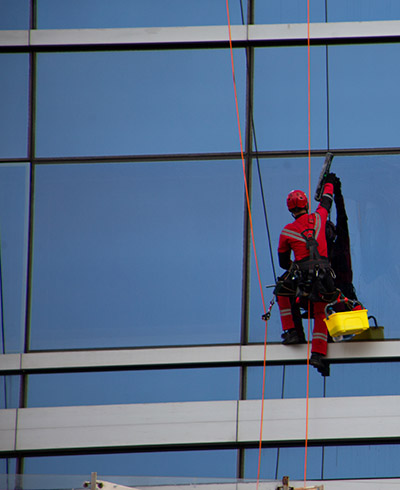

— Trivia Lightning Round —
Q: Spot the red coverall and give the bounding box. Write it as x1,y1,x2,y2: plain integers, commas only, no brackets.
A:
277,182,334,355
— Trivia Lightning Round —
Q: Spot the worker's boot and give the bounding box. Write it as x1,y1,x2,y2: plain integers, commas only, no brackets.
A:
310,352,330,377
281,329,306,345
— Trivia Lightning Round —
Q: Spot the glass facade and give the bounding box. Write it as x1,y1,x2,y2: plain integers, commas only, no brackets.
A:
1,0,400,485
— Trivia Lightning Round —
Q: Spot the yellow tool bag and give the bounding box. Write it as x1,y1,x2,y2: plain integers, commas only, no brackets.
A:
324,298,370,337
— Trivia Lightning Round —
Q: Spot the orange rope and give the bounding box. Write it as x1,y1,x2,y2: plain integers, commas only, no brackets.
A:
225,2,269,487
304,0,312,486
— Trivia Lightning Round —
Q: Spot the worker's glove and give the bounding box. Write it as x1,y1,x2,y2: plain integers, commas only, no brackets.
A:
325,172,337,185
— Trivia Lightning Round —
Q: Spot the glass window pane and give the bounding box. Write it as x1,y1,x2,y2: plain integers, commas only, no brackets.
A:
245,447,322,480
249,154,400,343
30,161,244,350
0,0,30,29
246,365,324,399
36,0,245,29
0,163,29,354
329,44,400,149
24,450,238,478
326,362,400,397
324,444,400,479
0,54,29,159
27,367,240,407
249,157,328,343
35,49,246,157
0,376,20,409
253,47,327,152
328,0,400,22
255,0,325,24
0,460,17,480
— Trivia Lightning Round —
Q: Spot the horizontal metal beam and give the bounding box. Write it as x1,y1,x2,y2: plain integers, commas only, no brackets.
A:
1,395,400,454
1,20,400,51
1,341,399,374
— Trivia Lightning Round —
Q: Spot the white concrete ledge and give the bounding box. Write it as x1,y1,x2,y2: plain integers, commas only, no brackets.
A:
1,340,399,373
1,396,398,452
1,20,400,49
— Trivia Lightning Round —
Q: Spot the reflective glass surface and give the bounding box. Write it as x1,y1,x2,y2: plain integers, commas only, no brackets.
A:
329,44,400,149
326,362,400,397
323,444,400,479
36,0,245,29
0,0,30,29
30,161,244,350
0,54,29,159
253,47,327,151
245,446,322,480
249,154,400,343
246,365,324,399
327,1,400,22
0,163,29,354
24,450,238,477
255,0,325,24
27,367,240,407
0,376,20,409
35,49,246,157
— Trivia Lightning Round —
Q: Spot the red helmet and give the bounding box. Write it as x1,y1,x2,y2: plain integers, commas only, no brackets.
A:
287,190,308,211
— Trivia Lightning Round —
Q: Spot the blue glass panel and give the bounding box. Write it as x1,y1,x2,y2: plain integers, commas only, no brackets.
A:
35,49,246,157
0,0,30,29
24,450,238,477
0,460,17,480
0,54,29,158
27,367,240,407
249,154,400,343
245,447,322,480
255,0,325,24
324,444,400,479
36,0,245,29
253,47,327,152
329,44,400,149
326,362,400,397
328,0,400,22
277,446,322,480
30,161,243,350
244,448,279,479
249,157,328,343
0,163,29,354
247,365,324,399
0,376,20,409
246,365,284,399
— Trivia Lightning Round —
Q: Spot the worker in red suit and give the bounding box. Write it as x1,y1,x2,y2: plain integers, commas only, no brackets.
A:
275,174,338,376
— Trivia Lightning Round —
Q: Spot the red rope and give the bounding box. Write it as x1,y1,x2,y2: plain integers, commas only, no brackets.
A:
225,2,269,488
304,0,312,486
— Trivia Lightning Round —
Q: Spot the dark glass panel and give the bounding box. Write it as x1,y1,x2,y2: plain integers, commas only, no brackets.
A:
253,46,327,152
0,375,20,409
324,444,400,479
329,44,400,149
35,49,246,157
0,163,29,354
0,54,29,159
27,367,240,407
30,161,243,349
36,0,245,29
255,0,325,24
24,449,238,477
0,0,30,29
328,0,400,21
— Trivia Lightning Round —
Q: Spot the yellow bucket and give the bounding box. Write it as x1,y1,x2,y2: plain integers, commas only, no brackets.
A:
324,308,370,337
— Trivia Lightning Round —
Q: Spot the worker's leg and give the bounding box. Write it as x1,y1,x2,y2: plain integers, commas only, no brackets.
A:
277,295,296,331
311,302,328,356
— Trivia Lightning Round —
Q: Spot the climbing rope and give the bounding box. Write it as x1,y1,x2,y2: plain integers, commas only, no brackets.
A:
304,0,312,485
224,2,269,488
